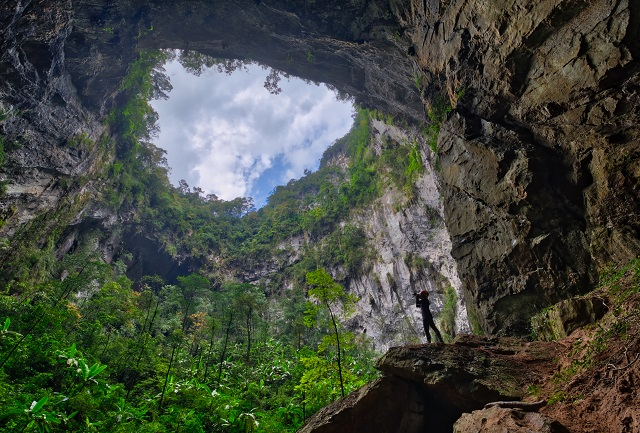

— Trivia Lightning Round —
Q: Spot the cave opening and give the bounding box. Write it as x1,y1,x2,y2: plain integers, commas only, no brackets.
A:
149,51,355,208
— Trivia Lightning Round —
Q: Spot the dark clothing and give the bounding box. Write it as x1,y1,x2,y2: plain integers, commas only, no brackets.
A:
416,294,444,343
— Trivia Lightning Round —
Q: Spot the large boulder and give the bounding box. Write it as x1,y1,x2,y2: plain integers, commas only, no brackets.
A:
297,375,459,433
454,406,569,433
376,335,560,412
299,336,562,433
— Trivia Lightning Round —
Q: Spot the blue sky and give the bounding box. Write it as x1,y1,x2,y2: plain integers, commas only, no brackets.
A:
150,60,354,207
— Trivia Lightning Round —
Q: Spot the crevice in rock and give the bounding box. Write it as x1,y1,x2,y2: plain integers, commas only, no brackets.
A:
523,0,589,51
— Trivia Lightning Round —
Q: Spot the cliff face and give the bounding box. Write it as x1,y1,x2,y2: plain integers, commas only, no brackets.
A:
228,117,467,350
316,118,470,349
0,1,107,239
343,119,470,348
396,0,640,334
1,0,639,339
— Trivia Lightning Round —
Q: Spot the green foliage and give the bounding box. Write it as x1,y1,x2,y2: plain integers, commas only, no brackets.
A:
305,269,355,318
301,269,362,400
0,52,394,432
467,306,484,336
100,50,173,211
0,136,5,197
0,107,11,123
368,109,395,126
66,132,94,149
177,50,248,77
0,262,361,432
0,190,97,287
406,140,423,183
439,286,458,342
412,70,426,90
404,252,428,274
108,50,169,151
423,87,465,156
425,94,453,154
378,134,426,204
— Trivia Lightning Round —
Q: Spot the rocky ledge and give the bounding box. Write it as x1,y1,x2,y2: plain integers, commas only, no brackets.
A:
298,335,562,433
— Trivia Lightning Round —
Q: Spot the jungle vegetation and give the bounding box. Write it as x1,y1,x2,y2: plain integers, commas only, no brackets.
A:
0,49,428,432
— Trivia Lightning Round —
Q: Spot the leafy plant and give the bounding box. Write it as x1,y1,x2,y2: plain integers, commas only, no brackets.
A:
439,286,458,342
303,269,357,399
413,70,426,90
18,397,67,433
424,94,453,154
66,132,94,149
0,135,5,167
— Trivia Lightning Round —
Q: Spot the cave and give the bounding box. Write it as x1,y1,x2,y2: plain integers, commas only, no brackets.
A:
1,0,640,431
2,0,639,335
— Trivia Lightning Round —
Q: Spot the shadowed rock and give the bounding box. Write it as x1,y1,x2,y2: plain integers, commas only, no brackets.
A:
299,335,561,433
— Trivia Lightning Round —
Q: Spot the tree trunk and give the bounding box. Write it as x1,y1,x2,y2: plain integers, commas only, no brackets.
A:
327,304,345,398
158,343,178,412
246,307,252,363
203,319,216,381
217,312,233,387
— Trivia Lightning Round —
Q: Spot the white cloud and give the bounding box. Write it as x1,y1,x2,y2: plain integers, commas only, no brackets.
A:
150,61,354,206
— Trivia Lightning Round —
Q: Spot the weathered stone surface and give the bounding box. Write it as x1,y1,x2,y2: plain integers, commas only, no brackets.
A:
530,295,608,341
454,406,570,433
338,119,469,349
66,0,424,121
299,335,561,433
396,0,640,335
0,0,109,240
297,376,460,433
377,336,559,412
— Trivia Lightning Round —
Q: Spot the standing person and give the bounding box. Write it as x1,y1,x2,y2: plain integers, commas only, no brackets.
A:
415,290,444,343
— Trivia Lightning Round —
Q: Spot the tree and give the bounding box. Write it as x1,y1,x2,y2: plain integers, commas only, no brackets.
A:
230,283,266,362
175,273,211,332
280,287,308,350
303,269,357,398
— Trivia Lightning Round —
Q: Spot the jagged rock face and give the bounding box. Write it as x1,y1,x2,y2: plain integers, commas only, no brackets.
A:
530,293,608,341
377,336,559,412
66,0,423,120
297,376,458,433
395,0,640,334
0,1,108,239
343,119,469,349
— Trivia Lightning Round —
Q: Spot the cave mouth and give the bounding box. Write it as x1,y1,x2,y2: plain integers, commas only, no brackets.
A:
149,51,355,208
